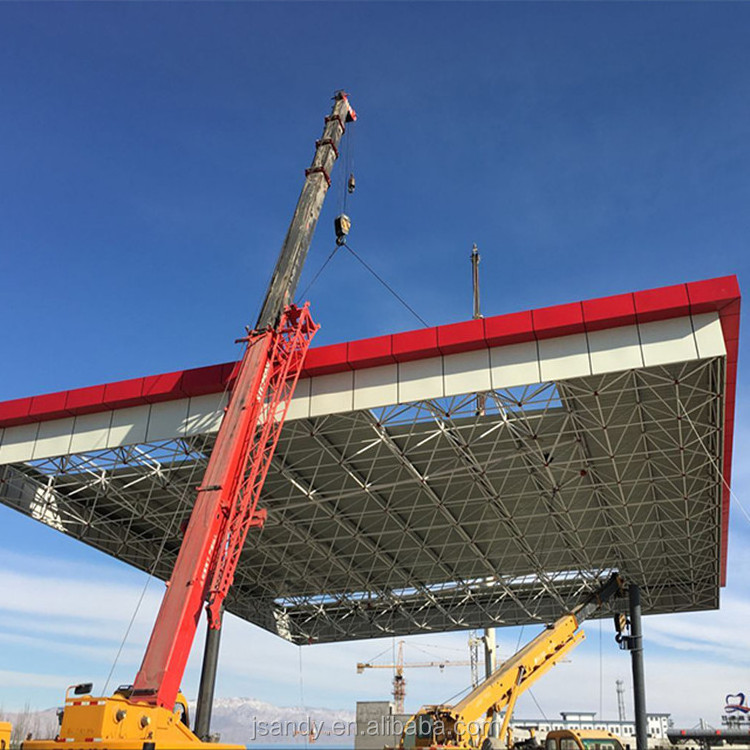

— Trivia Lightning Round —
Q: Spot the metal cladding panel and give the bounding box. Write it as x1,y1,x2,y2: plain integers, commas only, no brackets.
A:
309,371,355,417
0,276,740,639
588,326,644,374
582,293,638,332
634,284,691,323
353,364,399,411
108,404,150,446
692,312,727,359
489,341,540,389
484,310,535,347
639,317,699,367
347,335,395,369
392,327,442,363
185,393,227,436
538,333,591,381
70,411,112,453
0,422,38,463
532,302,584,339
146,399,191,443
437,318,486,355
443,349,492,393
29,392,69,421
33,418,75,459
398,357,444,403
286,378,311,421
304,342,351,377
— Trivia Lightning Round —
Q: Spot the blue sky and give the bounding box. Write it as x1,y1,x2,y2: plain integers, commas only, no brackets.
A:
1,0,749,729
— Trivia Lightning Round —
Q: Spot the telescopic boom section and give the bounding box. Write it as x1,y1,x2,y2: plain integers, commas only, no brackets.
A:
131,92,356,711
256,91,356,330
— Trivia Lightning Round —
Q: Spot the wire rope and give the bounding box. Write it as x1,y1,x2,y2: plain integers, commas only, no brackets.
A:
528,689,548,721
343,242,430,328
297,244,343,302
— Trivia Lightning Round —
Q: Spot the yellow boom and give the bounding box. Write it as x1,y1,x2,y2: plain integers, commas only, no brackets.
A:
397,574,623,750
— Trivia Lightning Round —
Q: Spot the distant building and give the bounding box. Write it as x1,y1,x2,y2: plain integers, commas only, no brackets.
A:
355,701,410,750
513,711,672,746
355,702,673,750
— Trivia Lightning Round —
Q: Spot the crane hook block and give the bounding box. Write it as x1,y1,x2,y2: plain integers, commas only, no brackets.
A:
335,213,351,245
347,173,356,194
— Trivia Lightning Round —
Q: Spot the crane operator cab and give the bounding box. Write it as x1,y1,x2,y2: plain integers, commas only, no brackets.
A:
398,707,487,750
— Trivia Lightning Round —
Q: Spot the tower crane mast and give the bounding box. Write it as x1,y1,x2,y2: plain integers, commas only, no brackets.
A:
22,91,356,750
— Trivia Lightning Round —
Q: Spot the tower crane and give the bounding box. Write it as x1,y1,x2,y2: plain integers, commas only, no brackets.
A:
357,640,471,714
392,574,625,750
18,91,357,750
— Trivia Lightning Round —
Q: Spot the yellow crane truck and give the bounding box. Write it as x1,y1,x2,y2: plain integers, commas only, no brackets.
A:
393,574,626,750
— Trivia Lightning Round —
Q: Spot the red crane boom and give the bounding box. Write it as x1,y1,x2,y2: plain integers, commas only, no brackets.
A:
23,92,356,750
132,304,318,709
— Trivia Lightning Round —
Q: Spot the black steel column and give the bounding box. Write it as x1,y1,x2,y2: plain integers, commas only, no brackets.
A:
195,607,223,740
629,585,648,750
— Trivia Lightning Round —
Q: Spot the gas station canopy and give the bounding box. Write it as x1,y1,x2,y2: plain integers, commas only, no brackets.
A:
0,276,739,643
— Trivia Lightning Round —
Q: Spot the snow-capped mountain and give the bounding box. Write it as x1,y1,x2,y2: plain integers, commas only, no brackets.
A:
195,697,355,745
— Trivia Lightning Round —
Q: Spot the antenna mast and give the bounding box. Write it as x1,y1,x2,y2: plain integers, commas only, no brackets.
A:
617,679,627,721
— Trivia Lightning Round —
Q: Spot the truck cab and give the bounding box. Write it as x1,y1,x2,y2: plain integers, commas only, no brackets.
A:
545,729,625,750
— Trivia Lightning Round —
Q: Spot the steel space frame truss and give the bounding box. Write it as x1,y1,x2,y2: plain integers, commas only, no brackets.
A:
0,357,724,644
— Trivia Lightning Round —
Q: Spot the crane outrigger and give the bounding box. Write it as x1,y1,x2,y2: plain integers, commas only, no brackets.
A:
18,91,357,750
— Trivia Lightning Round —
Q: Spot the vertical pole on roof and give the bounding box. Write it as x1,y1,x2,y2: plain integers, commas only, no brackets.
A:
471,244,486,417
195,607,223,740
471,244,481,321
628,584,648,750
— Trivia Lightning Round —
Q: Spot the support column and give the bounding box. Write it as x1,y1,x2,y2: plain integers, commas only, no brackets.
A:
629,585,647,750
484,628,498,741
483,628,496,678
194,608,223,740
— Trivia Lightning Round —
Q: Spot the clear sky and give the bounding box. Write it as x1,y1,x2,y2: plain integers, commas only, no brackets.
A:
1,0,749,730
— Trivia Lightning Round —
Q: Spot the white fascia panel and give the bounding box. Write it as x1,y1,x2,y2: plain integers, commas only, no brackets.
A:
185,393,227,436
33,418,75,459
489,342,540,389
639,317,698,367
539,333,592,382
443,349,492,396
589,325,644,375
108,404,150,448
691,312,726,359
353,364,398,411
147,399,191,442
0,422,39,464
309,371,354,418
286,377,311,421
398,357,444,404
70,411,113,454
